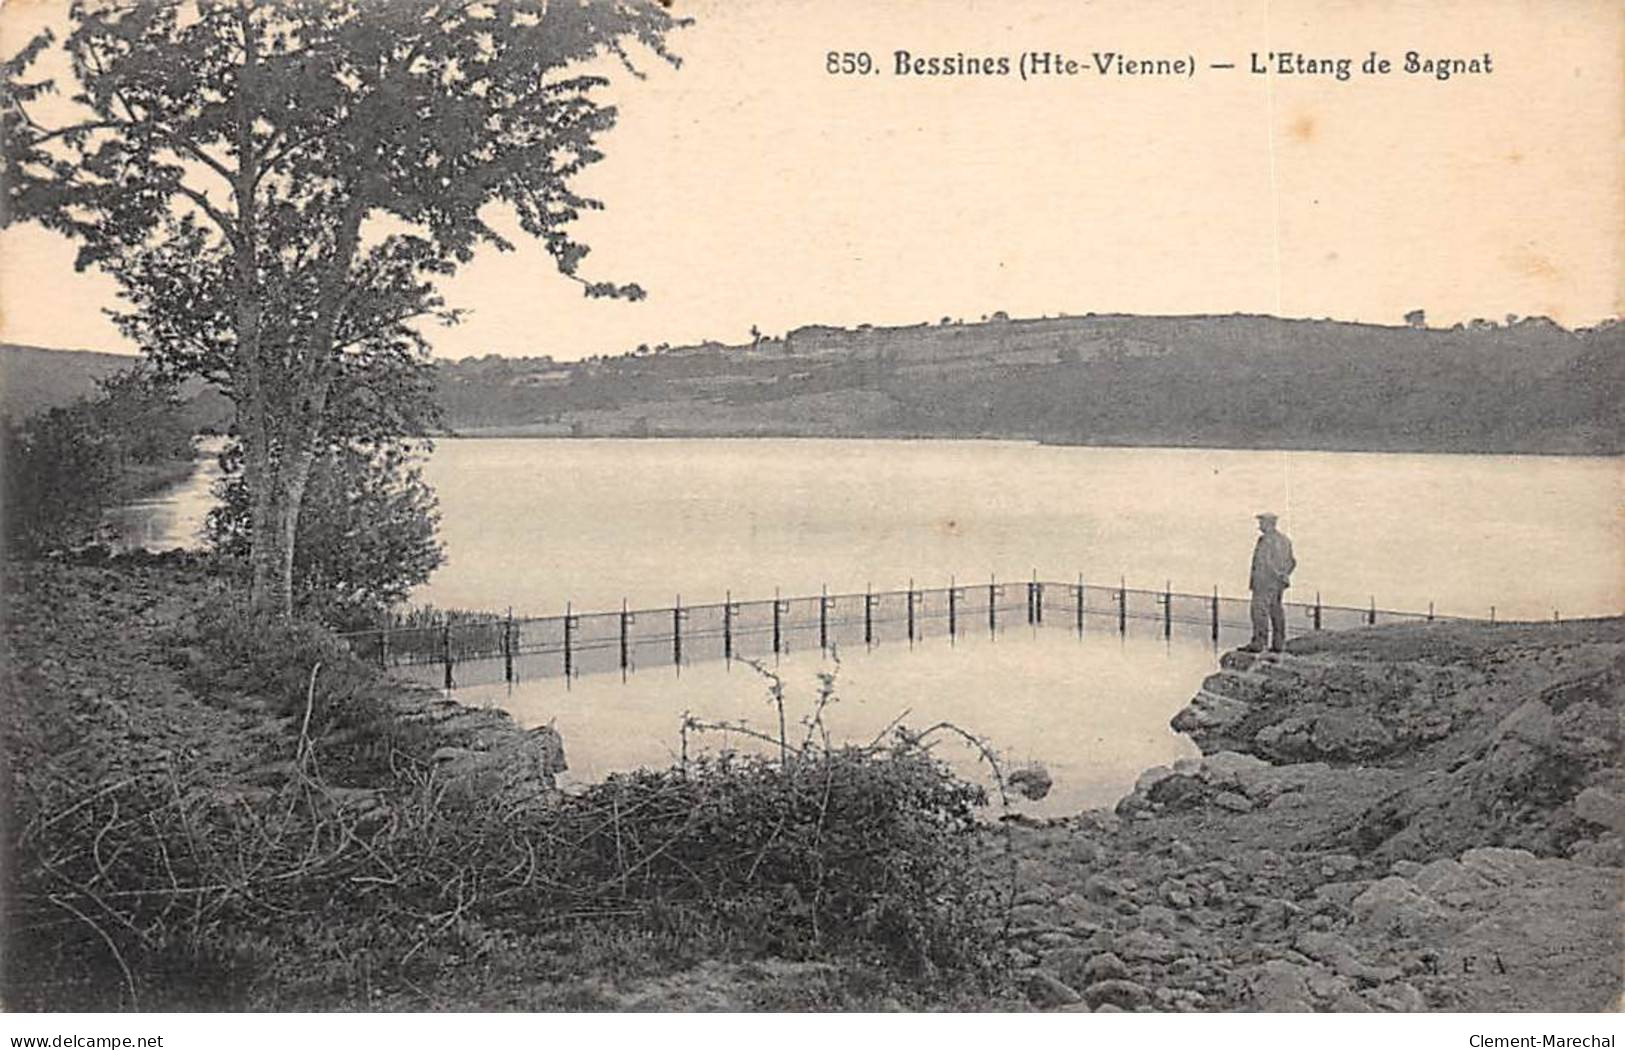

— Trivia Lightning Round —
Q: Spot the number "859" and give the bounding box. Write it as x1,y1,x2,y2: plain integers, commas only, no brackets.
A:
825,51,875,74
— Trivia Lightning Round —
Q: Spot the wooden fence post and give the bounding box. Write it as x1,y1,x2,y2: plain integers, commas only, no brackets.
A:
620,599,630,675
441,623,453,690
819,585,829,651
1210,585,1220,642
724,590,733,662
1163,580,1172,639
1118,576,1127,635
1076,575,1085,636
864,584,874,647
907,579,916,643
673,595,683,666
1368,597,1376,626
1314,591,1322,631
504,607,514,683
564,602,574,677
949,575,958,638
988,576,997,635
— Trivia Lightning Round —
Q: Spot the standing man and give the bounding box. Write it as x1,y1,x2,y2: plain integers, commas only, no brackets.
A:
1245,512,1296,653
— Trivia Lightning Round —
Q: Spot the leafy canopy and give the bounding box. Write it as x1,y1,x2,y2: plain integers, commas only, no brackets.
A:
4,0,685,315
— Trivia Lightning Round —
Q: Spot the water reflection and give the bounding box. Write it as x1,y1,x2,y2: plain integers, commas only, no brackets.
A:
445,619,1221,819
103,437,226,551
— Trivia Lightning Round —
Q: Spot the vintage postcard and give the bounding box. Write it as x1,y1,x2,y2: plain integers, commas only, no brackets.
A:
0,0,1619,1035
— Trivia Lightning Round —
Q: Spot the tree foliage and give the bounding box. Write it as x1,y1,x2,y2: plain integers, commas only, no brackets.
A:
3,0,685,613
206,439,444,630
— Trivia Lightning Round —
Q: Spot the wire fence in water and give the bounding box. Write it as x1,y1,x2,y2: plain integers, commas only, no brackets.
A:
337,577,1468,692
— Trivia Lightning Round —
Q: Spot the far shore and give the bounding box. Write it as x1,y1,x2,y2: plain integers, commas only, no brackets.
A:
425,426,1623,459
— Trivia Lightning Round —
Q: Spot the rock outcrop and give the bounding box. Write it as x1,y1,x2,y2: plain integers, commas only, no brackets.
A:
1007,617,1623,1013
1174,648,1468,764
382,692,568,807
1167,621,1624,861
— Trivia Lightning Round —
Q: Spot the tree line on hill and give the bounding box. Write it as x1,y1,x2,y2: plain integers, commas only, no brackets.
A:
433,313,1623,454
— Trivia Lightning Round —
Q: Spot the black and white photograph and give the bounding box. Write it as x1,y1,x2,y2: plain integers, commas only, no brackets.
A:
0,0,1620,1034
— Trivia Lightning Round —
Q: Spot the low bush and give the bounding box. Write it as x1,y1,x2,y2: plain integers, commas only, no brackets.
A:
540,741,997,973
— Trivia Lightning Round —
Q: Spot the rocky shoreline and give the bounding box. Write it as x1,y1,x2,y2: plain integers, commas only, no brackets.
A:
997,618,1623,1012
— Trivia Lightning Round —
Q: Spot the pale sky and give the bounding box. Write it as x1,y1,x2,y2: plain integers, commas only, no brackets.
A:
1,0,1620,361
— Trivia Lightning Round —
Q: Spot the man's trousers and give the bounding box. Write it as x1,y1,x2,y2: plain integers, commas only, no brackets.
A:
1250,587,1287,651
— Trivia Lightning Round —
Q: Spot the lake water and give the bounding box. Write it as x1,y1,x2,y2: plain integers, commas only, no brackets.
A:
461,628,1218,817
130,437,1622,815
104,437,228,551
414,439,1621,621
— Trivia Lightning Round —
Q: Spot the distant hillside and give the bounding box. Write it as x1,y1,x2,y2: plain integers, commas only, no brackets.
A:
12,313,1621,455
0,344,232,432
436,313,1625,455
0,345,134,419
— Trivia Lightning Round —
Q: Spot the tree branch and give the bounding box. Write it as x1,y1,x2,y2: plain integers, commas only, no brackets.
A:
171,182,240,247
331,308,440,354
10,117,122,150
259,125,340,174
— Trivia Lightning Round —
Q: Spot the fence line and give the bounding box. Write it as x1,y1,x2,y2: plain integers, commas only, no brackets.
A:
337,576,1482,692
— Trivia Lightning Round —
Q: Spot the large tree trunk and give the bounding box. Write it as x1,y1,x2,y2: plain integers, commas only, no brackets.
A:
255,193,362,617
233,1,283,617
242,385,277,610
266,479,300,619
265,373,335,618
